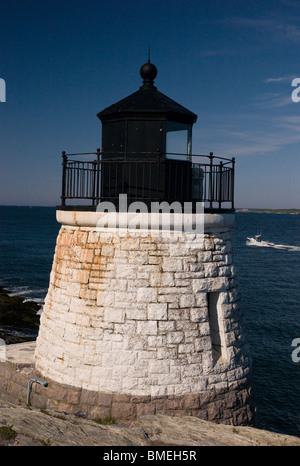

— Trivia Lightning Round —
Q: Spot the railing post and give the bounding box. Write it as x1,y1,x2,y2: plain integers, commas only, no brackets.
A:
156,151,162,202
96,148,101,205
92,160,96,206
61,151,67,206
209,152,214,209
219,161,223,209
231,157,235,210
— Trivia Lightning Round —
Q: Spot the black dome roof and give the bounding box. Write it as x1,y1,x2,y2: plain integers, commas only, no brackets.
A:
97,62,197,124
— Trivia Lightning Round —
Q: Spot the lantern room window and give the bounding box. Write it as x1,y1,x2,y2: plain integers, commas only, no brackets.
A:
165,122,192,161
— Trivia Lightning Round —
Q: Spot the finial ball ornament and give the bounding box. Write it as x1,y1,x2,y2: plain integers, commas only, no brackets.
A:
140,62,157,82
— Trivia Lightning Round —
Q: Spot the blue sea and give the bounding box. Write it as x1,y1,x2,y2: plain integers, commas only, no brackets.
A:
0,206,299,437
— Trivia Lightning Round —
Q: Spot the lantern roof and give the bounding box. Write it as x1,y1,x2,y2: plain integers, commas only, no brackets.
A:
97,61,197,124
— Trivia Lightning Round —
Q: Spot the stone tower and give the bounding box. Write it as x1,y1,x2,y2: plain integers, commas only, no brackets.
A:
35,61,254,425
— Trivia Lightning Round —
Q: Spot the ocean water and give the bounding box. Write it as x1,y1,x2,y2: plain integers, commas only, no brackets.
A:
0,206,59,304
0,206,299,437
234,212,300,437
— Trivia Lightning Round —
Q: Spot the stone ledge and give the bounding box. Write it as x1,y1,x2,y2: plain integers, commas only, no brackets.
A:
56,210,235,232
0,399,299,446
2,341,36,368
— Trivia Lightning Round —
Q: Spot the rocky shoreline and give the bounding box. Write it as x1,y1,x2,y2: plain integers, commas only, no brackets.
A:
0,287,40,344
0,399,299,446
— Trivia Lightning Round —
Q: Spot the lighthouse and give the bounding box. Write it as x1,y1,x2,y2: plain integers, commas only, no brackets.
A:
35,60,254,424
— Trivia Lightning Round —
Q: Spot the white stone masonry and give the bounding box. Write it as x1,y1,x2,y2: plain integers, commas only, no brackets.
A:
35,214,250,398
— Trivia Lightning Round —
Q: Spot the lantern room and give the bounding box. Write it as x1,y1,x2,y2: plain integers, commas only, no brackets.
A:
97,60,197,161
95,60,198,208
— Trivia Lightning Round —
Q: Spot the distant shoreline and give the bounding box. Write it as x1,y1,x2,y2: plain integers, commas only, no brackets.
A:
236,209,300,214
1,205,300,215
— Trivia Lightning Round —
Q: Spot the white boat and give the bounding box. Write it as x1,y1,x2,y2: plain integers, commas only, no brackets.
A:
246,233,299,250
246,234,275,248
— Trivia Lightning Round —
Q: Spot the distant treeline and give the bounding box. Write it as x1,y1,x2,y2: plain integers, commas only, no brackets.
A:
236,209,300,214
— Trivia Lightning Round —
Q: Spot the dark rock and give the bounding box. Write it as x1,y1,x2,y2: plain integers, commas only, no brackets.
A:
0,287,40,344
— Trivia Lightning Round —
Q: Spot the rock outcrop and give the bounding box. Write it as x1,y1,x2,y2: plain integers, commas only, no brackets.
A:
0,399,299,446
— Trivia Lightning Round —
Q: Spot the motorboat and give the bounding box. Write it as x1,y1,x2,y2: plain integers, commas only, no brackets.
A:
246,233,299,250
246,234,275,248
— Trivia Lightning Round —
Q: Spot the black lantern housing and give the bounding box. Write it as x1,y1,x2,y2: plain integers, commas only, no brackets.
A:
97,60,197,208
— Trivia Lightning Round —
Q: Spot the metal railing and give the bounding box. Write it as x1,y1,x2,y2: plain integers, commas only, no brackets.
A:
60,149,235,211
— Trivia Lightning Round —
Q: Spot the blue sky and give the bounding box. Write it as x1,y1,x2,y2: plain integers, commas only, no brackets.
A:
0,0,300,208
